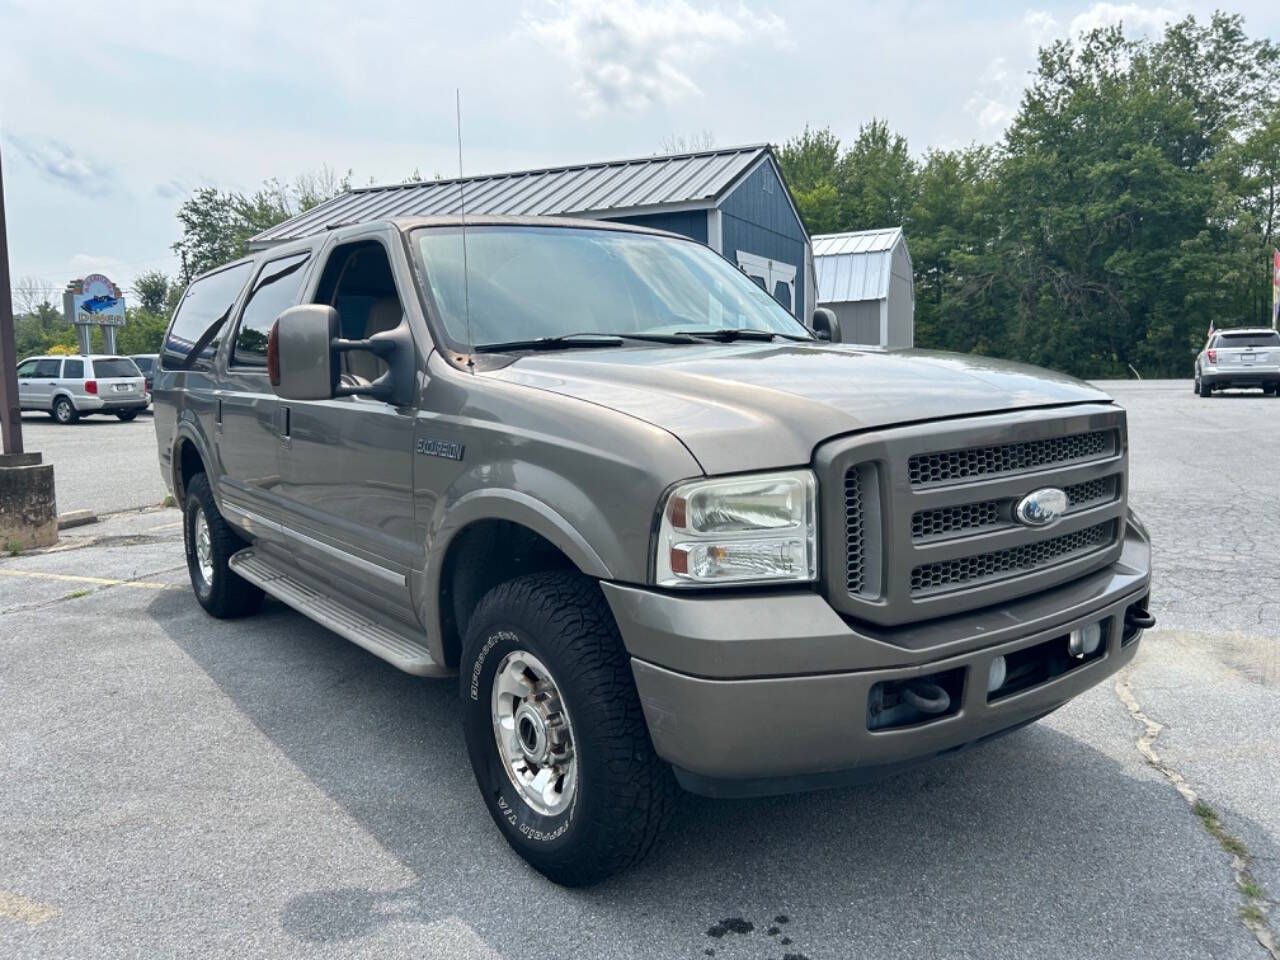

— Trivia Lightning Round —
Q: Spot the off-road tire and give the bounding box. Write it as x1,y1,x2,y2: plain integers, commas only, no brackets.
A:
460,570,677,886
53,396,79,423
183,473,263,619
116,410,139,421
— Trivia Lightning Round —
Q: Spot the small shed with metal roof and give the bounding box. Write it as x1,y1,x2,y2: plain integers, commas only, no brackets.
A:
812,227,914,348
250,144,814,322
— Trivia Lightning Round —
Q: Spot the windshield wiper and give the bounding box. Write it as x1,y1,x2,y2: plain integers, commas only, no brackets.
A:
674,328,815,343
474,331,699,353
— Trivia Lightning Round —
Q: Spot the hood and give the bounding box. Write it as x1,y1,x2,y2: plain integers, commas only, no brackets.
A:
485,343,1112,475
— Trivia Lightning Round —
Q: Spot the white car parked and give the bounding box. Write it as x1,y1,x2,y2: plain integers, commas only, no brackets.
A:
14,354,150,423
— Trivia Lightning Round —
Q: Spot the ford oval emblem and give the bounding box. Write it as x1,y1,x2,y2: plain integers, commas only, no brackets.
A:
1015,487,1068,527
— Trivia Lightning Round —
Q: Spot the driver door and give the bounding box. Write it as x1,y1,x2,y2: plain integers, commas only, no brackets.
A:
272,228,423,623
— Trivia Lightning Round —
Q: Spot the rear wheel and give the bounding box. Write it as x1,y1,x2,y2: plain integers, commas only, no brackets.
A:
1198,377,1212,398
116,410,139,421
183,473,263,618
52,396,78,423
461,570,677,886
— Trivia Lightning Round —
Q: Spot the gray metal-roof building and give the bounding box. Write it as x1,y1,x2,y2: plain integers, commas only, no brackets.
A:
813,227,914,347
250,144,813,321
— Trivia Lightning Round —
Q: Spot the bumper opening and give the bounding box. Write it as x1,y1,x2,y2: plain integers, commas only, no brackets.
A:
867,667,965,731
988,618,1110,702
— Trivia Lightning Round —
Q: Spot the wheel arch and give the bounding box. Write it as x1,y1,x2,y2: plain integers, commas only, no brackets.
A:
424,490,614,670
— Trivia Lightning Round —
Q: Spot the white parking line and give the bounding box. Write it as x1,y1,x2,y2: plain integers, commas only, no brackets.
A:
0,569,179,590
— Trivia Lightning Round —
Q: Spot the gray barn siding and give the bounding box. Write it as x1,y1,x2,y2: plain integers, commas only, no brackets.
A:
610,210,708,244
719,160,807,318
832,301,881,345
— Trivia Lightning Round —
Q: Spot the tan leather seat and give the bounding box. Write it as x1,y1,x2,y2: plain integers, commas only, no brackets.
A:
344,297,402,383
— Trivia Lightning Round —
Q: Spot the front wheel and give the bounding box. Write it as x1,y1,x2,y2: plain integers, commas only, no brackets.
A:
460,571,677,886
183,473,263,618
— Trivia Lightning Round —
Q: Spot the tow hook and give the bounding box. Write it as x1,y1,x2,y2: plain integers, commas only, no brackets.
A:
900,680,950,715
1125,605,1156,630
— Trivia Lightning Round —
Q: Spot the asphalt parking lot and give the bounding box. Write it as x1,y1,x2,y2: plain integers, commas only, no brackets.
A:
17,410,167,515
1,379,1277,959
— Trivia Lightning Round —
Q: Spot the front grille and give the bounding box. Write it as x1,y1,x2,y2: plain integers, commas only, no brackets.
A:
910,521,1115,594
907,431,1110,486
823,404,1127,626
911,473,1120,543
912,499,1002,540
845,467,865,592
1064,475,1116,509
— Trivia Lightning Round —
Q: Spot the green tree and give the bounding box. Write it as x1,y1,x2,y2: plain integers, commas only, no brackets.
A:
777,126,845,234
838,119,916,232
132,271,171,314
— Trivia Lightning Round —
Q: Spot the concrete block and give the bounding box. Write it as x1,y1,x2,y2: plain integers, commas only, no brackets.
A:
0,452,58,549
57,509,97,530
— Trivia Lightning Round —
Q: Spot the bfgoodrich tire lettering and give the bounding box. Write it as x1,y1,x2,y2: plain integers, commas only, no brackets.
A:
183,473,264,619
460,570,677,886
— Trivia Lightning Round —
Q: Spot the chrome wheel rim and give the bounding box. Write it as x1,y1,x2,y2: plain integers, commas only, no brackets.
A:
194,509,214,586
490,650,576,817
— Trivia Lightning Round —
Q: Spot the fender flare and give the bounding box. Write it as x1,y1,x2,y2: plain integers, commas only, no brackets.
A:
170,419,216,504
419,487,615,666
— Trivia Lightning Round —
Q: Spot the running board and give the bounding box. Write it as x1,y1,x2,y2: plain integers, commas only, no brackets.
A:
229,548,449,677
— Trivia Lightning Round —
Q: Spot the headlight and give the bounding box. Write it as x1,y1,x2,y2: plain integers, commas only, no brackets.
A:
654,470,818,586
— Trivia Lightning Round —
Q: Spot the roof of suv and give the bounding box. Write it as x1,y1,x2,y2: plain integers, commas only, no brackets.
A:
21,354,135,361
1215,328,1279,335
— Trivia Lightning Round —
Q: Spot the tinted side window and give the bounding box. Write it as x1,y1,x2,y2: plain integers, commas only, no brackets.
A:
132,357,153,373
15,360,38,378
63,359,84,378
34,359,61,378
232,252,311,367
161,262,252,371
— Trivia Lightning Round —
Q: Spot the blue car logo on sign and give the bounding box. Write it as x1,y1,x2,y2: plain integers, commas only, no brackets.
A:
1015,487,1068,527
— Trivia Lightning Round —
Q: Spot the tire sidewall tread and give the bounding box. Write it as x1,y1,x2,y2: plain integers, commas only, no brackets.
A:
460,570,676,886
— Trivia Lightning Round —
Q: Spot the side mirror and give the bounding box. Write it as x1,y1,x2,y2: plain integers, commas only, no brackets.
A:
269,305,339,400
811,307,842,344
268,304,417,406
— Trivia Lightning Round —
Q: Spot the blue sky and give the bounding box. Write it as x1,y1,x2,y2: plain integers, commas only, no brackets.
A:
2,0,1277,307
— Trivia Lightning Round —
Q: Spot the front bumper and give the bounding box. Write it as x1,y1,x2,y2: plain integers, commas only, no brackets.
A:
603,521,1151,796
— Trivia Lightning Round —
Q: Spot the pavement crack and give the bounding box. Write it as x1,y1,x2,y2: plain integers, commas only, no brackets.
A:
1115,674,1279,958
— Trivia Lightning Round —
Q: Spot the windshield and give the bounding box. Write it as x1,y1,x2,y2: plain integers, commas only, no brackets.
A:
413,226,809,349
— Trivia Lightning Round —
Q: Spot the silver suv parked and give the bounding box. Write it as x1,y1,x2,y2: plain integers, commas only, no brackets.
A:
154,216,1154,885
1195,328,1280,397
16,354,149,423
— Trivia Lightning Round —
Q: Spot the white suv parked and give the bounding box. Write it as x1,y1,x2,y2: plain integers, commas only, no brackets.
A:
1195,328,1280,397
15,354,149,424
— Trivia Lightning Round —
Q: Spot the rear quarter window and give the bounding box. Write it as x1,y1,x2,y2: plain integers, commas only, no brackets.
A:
93,358,141,378
162,262,253,371
63,359,84,378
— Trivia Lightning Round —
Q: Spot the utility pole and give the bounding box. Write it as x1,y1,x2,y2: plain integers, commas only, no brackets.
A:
0,142,23,455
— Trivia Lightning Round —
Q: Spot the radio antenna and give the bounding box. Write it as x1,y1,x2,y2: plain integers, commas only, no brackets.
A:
456,88,474,370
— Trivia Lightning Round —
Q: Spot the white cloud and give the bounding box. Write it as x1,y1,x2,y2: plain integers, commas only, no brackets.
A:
1068,2,1180,39
525,0,786,114
5,135,120,197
